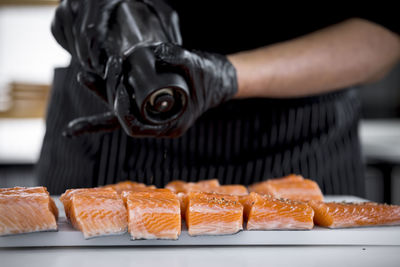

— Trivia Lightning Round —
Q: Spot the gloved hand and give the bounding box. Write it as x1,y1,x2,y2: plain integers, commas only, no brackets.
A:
51,0,123,74
64,42,238,138
152,43,238,137
51,0,189,137
51,0,181,75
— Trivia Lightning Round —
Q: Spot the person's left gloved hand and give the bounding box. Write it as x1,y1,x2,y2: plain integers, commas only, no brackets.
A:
64,42,238,138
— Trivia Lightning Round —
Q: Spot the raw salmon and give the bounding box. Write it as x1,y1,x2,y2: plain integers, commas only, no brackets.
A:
103,181,156,194
122,189,181,240
177,192,188,218
122,187,169,193
60,188,127,239
241,192,314,230
249,174,323,202
186,192,243,236
168,180,247,219
166,179,220,193
212,185,248,196
186,179,220,193
175,184,247,219
309,201,400,228
165,180,187,193
0,187,58,236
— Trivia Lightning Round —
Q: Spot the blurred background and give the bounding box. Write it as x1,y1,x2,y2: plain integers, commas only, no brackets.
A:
0,1,399,203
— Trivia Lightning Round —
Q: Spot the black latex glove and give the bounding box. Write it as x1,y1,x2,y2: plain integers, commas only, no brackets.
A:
51,0,186,137
64,43,238,138
51,0,123,74
63,52,168,137
51,0,181,75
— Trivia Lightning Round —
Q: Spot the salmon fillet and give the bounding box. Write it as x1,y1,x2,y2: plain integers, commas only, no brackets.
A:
239,194,254,221
0,187,58,236
309,201,400,228
177,192,188,218
166,179,220,193
186,192,243,236
121,187,169,193
176,185,247,219
122,189,181,240
249,174,323,202
165,180,188,193
187,179,220,193
60,188,127,239
102,181,156,194
242,192,314,230
212,185,248,196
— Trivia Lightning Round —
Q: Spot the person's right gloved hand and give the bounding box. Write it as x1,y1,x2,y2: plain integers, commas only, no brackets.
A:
51,0,182,75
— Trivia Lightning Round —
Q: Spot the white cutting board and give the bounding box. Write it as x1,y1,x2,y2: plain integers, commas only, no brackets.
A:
1,195,399,247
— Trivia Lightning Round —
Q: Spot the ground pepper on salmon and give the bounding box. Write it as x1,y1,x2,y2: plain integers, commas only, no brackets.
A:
186,192,243,236
241,192,314,230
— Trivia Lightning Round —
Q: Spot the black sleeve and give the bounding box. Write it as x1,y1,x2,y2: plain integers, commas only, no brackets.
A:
355,6,399,34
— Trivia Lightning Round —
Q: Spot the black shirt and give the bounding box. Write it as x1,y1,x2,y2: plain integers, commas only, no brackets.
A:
168,2,399,54
37,2,398,195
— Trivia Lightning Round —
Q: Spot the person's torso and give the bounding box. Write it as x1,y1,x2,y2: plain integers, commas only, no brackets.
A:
37,3,371,195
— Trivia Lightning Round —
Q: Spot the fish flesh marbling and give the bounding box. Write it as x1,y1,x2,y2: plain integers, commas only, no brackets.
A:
122,189,181,240
60,187,127,239
186,192,243,236
309,200,400,228
241,192,314,230
0,187,58,236
249,174,323,202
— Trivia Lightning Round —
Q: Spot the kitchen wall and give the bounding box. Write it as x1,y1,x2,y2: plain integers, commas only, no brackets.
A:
0,5,70,91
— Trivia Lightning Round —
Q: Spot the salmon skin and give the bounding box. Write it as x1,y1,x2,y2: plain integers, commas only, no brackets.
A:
309,201,400,228
249,174,323,202
122,189,181,240
241,192,314,230
60,188,127,239
102,181,156,194
186,192,243,236
0,187,58,236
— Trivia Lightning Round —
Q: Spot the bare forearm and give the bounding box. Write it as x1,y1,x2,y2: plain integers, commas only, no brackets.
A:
228,18,400,98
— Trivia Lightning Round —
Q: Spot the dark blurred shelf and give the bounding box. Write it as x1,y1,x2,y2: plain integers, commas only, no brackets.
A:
0,0,58,6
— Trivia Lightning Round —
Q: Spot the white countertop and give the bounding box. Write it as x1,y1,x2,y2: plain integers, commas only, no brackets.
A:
359,119,400,163
0,118,45,164
1,246,399,267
